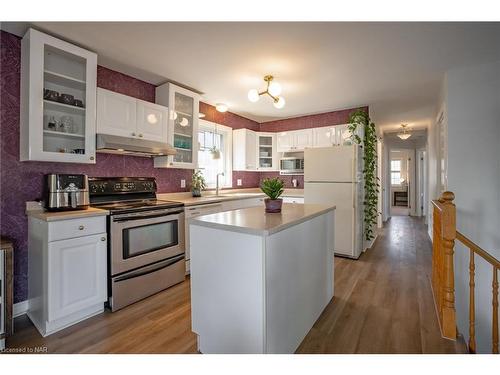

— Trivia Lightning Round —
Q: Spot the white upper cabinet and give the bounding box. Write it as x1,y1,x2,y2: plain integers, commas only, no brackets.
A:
97,88,137,137
277,129,313,152
136,100,168,141
20,28,97,164
233,130,279,171
233,128,257,171
276,132,294,152
294,129,313,150
154,83,200,169
96,88,168,143
313,127,337,147
256,132,278,171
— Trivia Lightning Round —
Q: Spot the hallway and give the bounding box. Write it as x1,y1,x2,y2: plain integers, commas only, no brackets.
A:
297,216,466,353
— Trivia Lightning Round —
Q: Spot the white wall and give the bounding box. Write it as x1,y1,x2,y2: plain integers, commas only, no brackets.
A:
445,60,500,353
427,79,446,239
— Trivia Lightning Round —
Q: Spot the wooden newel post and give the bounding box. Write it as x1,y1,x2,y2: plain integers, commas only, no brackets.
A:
439,191,457,339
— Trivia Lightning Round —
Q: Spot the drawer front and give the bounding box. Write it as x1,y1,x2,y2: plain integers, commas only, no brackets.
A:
48,216,106,242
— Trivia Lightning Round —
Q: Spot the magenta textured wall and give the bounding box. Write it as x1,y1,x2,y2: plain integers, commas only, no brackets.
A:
0,31,197,303
259,172,304,189
259,106,368,132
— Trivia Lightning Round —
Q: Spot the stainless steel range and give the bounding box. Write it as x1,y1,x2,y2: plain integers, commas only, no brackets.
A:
89,177,185,312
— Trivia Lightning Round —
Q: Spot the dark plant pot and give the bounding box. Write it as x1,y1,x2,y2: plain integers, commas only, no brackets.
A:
192,189,201,197
265,198,283,213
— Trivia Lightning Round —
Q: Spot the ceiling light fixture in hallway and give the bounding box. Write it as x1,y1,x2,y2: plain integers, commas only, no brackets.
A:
397,124,412,140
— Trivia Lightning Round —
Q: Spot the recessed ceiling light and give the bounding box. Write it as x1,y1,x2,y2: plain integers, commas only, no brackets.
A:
216,103,228,112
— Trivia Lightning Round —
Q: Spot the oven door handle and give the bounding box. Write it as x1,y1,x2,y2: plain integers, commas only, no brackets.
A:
114,254,185,282
113,211,182,222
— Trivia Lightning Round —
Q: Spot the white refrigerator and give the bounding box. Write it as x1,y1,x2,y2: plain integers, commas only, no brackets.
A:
304,146,364,259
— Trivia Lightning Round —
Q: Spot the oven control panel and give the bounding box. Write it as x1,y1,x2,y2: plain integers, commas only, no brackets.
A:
89,178,157,195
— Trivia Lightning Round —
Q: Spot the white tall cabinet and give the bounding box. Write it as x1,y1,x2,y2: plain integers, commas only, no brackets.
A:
96,88,168,142
20,28,97,164
28,213,108,337
154,83,200,169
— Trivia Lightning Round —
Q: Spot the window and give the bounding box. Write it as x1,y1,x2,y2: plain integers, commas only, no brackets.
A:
197,121,232,188
391,159,402,185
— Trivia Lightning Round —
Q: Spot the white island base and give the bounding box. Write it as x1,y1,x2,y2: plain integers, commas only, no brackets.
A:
190,204,335,354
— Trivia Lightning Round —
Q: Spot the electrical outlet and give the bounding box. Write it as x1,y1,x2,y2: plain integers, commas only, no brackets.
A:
237,179,242,186
180,179,186,188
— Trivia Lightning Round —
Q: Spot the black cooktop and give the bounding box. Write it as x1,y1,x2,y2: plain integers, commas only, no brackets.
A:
92,199,183,214
88,177,184,214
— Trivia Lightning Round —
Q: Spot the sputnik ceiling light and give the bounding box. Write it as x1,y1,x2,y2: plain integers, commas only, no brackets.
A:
248,75,285,109
397,124,412,140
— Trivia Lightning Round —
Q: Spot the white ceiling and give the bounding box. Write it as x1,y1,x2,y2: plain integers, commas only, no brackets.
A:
3,22,500,132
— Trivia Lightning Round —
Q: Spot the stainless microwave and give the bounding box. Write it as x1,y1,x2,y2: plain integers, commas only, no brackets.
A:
280,157,304,175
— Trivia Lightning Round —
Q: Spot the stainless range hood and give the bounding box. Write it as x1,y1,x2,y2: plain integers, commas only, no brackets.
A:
96,134,176,158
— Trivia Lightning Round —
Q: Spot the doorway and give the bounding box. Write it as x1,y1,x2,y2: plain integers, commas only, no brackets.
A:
389,150,411,216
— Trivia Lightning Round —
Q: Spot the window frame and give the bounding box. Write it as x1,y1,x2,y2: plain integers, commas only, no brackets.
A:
197,119,233,189
390,158,402,186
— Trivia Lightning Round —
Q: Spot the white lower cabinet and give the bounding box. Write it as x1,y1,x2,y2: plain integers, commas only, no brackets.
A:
28,215,107,337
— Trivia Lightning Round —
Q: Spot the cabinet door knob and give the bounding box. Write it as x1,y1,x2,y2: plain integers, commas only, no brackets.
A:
89,156,95,161
101,237,106,241
78,225,85,230
139,134,143,137
132,132,136,136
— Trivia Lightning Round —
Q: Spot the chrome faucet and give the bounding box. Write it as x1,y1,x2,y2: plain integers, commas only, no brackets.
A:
216,172,225,196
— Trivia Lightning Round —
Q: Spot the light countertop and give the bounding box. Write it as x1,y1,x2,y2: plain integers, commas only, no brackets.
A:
191,203,335,236
158,188,303,206
26,206,109,222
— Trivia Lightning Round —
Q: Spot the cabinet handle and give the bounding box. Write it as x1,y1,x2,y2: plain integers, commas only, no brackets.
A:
139,133,143,137
132,132,136,136
101,237,106,241
89,156,95,161
78,225,85,230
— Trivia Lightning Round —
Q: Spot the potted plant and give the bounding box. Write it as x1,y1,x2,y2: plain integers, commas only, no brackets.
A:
260,177,284,213
191,170,207,197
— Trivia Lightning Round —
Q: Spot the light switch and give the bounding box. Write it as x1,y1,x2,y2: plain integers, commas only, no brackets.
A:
237,179,242,186
181,179,186,188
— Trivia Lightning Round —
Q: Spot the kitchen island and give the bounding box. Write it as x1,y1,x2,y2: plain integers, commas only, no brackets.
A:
190,203,335,354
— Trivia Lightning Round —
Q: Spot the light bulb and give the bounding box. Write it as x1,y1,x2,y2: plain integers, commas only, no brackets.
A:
268,81,282,96
147,114,158,124
247,89,260,103
180,117,189,127
273,96,285,109
216,103,228,112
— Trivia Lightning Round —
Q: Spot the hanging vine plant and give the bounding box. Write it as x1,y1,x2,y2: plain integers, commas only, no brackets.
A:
347,109,379,241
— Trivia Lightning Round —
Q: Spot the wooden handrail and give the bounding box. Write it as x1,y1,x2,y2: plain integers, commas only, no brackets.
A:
432,191,499,354
456,232,500,269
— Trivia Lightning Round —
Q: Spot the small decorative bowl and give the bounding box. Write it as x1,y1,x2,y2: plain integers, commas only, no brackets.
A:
59,93,75,105
43,89,59,102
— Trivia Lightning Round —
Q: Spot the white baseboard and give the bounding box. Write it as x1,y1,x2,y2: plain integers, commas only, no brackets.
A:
13,300,30,317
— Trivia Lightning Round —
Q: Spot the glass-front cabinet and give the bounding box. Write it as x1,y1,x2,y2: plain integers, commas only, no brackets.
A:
20,28,97,164
154,83,200,169
256,133,278,170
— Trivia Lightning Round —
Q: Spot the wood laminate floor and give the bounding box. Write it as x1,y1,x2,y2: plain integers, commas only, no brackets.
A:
6,216,466,354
